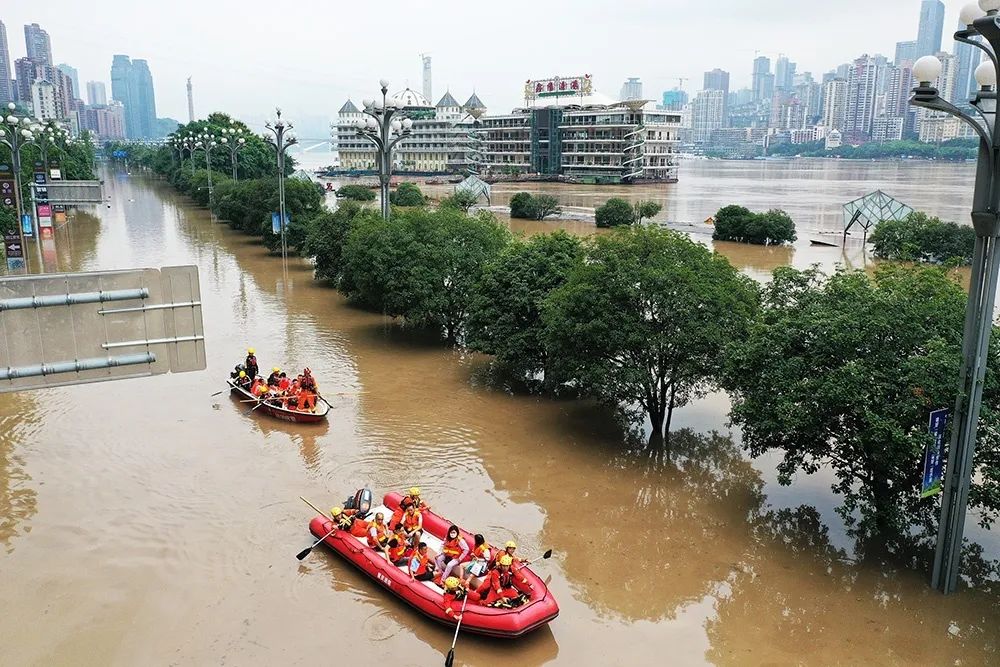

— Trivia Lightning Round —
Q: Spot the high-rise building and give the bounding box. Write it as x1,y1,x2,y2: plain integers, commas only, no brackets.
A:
111,55,158,139
844,55,883,143
952,24,981,107
691,89,726,143
752,56,774,101
661,89,688,111
86,80,107,106
56,63,79,100
703,69,730,126
0,21,12,103
916,1,945,59
895,40,918,66
31,79,58,119
13,57,34,103
422,54,432,103
775,55,796,91
822,78,848,131
620,77,643,101
80,102,125,140
23,23,51,65
883,63,916,137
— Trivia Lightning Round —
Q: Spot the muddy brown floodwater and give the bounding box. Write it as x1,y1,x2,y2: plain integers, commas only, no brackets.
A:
1,162,998,666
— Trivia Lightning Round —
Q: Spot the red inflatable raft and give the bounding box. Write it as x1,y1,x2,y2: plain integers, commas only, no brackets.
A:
307,492,559,638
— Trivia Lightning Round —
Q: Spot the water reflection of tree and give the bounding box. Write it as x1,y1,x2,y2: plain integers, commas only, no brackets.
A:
705,505,1000,665
536,429,765,623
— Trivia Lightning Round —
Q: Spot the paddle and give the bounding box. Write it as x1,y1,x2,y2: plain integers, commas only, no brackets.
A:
300,496,329,518
210,387,230,397
523,549,553,565
444,592,470,667
243,398,269,415
297,525,338,560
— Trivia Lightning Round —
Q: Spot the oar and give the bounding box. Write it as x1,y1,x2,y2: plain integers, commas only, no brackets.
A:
523,549,553,565
300,496,329,518
210,387,231,397
243,398,269,415
444,592,470,667
297,525,338,560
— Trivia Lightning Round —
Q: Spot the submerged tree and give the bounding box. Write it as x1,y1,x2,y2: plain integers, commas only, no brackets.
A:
467,231,585,386
725,264,1000,546
544,226,758,445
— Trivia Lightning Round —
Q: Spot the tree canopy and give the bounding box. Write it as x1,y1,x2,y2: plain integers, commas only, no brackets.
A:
467,231,585,386
341,208,511,342
544,226,759,444
389,182,425,207
869,211,976,265
713,205,797,245
724,264,1000,546
509,192,561,220
596,198,636,228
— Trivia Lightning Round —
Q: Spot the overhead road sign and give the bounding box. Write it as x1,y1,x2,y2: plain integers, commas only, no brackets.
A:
0,265,206,393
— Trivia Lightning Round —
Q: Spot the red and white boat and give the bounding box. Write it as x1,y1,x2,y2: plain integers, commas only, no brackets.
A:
307,491,559,638
228,379,329,424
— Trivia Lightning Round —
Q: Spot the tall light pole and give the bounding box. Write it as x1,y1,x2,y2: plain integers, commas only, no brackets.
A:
183,134,198,175
220,127,246,182
0,102,37,264
909,0,1000,595
199,132,218,200
264,108,297,262
357,80,413,220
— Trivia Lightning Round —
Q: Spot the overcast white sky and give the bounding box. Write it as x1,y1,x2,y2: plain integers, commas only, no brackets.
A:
6,1,968,135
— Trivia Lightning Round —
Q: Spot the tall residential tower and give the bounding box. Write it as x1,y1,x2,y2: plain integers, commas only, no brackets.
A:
0,21,12,103
916,0,945,59
23,23,52,65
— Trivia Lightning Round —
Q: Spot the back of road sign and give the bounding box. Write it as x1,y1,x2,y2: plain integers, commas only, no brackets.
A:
0,265,206,393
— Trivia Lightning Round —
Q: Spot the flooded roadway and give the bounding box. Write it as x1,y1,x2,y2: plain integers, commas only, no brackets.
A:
1,162,998,666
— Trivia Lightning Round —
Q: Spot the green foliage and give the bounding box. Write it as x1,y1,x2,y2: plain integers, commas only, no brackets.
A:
869,211,976,265
634,200,663,224
509,192,561,220
467,231,585,385
724,265,1000,544
389,182,425,207
0,206,16,234
712,205,797,245
439,189,479,213
302,201,369,284
543,226,759,444
336,184,376,201
260,179,326,252
184,169,230,207
341,208,511,342
595,198,636,228
765,138,977,161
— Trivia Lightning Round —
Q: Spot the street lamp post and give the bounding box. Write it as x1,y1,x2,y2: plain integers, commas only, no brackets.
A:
200,132,218,200
0,102,37,267
183,135,198,175
264,108,297,263
357,80,413,220
909,0,1000,595
220,127,246,182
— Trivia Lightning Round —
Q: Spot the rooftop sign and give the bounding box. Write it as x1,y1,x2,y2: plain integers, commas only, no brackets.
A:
524,75,593,101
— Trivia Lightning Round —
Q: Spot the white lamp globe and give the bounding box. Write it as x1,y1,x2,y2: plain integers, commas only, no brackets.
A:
238,137,245,144
363,98,374,109
962,2,987,24
980,0,1000,13
912,55,943,83
6,102,14,110
975,61,998,87
402,118,413,129
366,116,378,130
220,137,228,144
390,119,401,131
379,78,389,88
21,129,32,138
6,115,17,124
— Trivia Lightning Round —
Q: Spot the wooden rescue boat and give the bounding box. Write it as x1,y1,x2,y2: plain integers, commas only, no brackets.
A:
228,379,329,424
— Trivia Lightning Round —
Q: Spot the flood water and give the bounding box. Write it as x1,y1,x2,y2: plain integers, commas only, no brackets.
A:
1,160,999,666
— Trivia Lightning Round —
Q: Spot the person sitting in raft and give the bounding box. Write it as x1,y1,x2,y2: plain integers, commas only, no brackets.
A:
267,367,281,387
297,384,317,412
495,540,527,572
400,503,423,547
367,512,391,559
278,372,291,392
386,537,408,567
390,487,429,530
462,534,492,586
435,525,470,584
234,370,251,390
245,348,258,379
301,367,317,392
443,576,481,619
328,506,370,536
408,542,436,582
478,555,529,607
251,376,269,398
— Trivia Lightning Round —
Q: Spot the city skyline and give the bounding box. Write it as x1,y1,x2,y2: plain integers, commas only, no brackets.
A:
0,1,976,128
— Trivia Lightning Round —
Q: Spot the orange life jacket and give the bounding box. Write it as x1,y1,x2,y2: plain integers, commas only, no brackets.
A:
402,511,421,531
409,552,431,576
367,522,388,548
349,518,369,537
442,537,464,559
388,543,407,562
473,543,491,560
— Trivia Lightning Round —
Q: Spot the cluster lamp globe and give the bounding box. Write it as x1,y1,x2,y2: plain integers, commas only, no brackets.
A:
975,61,997,88
979,0,1000,13
912,55,943,84
962,3,987,24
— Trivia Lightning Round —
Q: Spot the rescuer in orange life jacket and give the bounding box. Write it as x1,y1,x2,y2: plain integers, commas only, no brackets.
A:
407,542,436,582
478,555,529,607
390,486,429,530
443,576,481,619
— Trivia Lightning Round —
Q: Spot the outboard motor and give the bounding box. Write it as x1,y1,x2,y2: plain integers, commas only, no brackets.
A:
343,488,373,519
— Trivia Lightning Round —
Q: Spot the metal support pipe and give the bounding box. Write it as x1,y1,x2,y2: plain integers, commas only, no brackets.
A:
0,287,149,311
0,352,156,380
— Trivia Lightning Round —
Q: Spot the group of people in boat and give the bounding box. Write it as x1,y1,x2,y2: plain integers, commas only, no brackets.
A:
230,347,320,413
327,487,533,616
